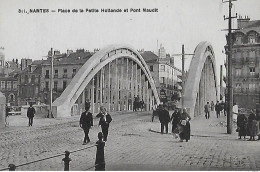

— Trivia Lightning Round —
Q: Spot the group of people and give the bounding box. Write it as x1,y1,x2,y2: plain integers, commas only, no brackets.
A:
79,104,112,170
133,95,145,112
204,101,227,119
236,110,260,141
157,104,191,142
79,104,112,145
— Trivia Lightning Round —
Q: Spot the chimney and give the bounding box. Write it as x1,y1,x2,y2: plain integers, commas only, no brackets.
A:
237,15,250,29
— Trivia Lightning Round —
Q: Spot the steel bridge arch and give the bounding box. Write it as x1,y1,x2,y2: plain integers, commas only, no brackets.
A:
183,41,218,118
53,44,160,117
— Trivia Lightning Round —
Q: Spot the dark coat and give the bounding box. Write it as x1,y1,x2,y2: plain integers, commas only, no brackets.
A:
158,109,170,124
27,107,35,118
97,113,112,128
215,103,222,112
178,112,191,140
80,111,93,129
237,114,247,136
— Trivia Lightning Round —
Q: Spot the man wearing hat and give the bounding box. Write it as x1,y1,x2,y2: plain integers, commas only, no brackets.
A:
80,103,93,145
158,103,171,134
27,102,36,127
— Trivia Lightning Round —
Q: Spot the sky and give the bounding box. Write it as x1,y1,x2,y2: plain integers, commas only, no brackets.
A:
0,0,260,85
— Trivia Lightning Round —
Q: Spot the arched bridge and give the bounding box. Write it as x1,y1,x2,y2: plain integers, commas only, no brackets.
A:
53,44,160,117
183,41,218,118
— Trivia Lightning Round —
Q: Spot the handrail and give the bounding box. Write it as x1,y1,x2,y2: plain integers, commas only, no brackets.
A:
0,144,97,171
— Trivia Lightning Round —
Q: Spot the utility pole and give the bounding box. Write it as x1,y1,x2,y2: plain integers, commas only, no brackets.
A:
48,48,54,118
172,44,194,109
223,0,238,134
220,65,223,100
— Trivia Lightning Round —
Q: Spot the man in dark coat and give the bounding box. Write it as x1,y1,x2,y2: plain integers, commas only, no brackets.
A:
5,103,11,127
215,101,222,118
80,103,93,145
158,104,170,134
27,103,35,127
97,106,112,142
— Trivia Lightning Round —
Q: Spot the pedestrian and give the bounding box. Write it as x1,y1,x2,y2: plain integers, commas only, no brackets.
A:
171,108,180,139
158,104,170,134
211,101,215,111
220,101,225,115
5,103,11,127
140,99,145,111
223,102,227,116
247,112,257,141
85,99,91,110
215,101,222,118
27,102,35,127
204,102,210,119
80,103,93,145
95,132,105,171
236,113,247,140
97,106,112,142
178,108,191,142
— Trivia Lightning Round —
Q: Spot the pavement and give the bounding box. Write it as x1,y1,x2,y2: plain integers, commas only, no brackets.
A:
0,110,260,171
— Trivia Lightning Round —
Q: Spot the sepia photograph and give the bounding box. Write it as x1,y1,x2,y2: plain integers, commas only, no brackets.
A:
0,0,260,171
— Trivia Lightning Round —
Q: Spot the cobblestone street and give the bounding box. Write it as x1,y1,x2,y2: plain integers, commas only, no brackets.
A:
0,111,259,171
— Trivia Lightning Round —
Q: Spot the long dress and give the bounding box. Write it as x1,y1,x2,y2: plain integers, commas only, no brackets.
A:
247,113,257,137
178,112,191,141
237,114,247,137
171,111,180,133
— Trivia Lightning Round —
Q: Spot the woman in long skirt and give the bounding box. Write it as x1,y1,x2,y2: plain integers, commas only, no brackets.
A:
178,108,191,142
237,114,247,139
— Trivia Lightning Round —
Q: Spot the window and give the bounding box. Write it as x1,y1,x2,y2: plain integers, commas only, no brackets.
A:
54,70,58,78
13,81,17,90
45,81,49,91
72,69,76,77
63,69,67,78
54,81,58,92
160,77,165,84
35,87,38,95
25,75,28,83
236,69,241,76
31,75,35,83
249,37,255,44
63,81,67,90
249,67,255,76
150,65,153,72
7,81,11,90
236,36,242,44
160,65,165,72
1,81,5,90
45,70,49,78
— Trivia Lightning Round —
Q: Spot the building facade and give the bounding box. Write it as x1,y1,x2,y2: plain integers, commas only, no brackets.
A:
231,16,260,109
41,49,92,105
140,46,182,103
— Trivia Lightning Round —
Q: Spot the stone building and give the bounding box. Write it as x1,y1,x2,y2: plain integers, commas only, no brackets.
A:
230,16,260,109
0,48,21,106
17,61,42,105
41,49,92,106
140,46,182,103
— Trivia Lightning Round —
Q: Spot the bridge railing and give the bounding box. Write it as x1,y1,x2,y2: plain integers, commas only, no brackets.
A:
0,144,99,171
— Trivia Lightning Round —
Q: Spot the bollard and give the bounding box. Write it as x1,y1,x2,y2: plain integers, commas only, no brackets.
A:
95,132,105,171
8,164,16,171
62,151,71,171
